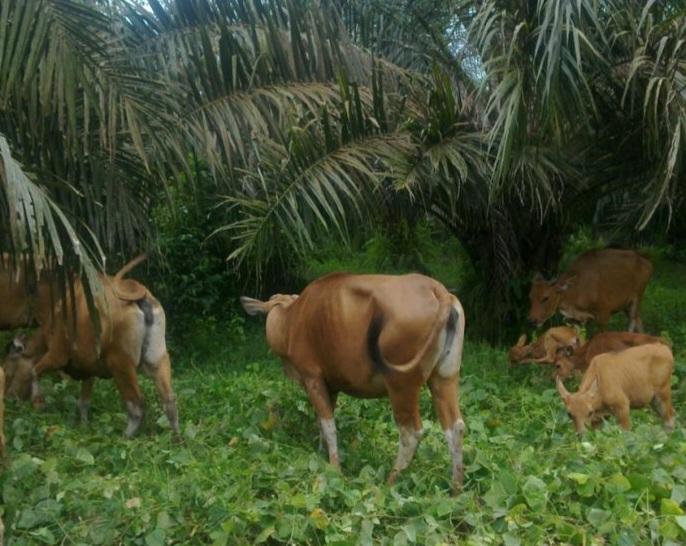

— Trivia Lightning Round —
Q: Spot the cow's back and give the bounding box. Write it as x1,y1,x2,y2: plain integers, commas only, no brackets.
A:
285,273,451,397
594,343,673,399
585,331,664,363
563,249,652,311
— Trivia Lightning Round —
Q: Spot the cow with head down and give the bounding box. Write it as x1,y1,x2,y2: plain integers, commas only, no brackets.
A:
241,272,467,491
1,255,179,438
556,343,674,433
528,249,652,332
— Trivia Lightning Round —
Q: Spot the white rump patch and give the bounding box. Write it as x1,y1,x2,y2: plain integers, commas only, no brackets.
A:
437,301,465,378
143,306,167,367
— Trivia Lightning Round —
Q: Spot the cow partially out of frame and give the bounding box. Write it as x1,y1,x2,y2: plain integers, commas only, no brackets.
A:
2,256,179,438
242,272,466,490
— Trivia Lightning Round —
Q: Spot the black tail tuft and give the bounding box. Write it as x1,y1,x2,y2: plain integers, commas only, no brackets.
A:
367,313,386,374
136,298,154,326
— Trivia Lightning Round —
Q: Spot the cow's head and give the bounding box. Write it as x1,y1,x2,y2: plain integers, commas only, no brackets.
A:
556,375,597,434
240,294,299,316
240,294,299,355
508,334,530,364
554,346,577,379
527,273,576,326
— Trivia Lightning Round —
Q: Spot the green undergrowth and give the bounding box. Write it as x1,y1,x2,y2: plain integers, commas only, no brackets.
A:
2,340,686,545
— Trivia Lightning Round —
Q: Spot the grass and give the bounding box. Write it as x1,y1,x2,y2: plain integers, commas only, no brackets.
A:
2,251,686,545
1,331,686,545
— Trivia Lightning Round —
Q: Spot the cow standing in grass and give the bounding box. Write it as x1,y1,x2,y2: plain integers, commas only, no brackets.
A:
1,256,179,438
528,249,653,331
241,272,466,490
556,343,674,433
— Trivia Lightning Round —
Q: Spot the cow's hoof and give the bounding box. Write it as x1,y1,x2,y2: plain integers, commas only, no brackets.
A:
387,470,399,485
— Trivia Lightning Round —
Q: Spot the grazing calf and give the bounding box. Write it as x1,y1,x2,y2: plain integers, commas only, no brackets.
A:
509,326,580,365
528,248,652,331
554,331,666,379
241,273,466,490
5,256,179,438
556,343,674,433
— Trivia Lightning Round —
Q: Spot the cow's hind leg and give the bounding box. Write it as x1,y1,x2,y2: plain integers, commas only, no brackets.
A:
387,381,423,485
108,353,145,438
627,297,644,332
318,390,338,453
429,373,465,492
144,352,180,437
79,378,95,424
303,376,340,469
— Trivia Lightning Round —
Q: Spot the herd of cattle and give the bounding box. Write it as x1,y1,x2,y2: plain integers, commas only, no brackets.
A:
0,247,678,507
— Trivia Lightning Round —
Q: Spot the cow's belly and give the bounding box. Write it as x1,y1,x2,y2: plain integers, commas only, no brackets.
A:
332,372,388,399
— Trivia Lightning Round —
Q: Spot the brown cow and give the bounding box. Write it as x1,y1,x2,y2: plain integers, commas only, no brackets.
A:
0,361,4,456
509,326,581,365
241,273,466,490
528,249,652,331
4,256,179,438
555,331,667,379
0,257,32,329
556,343,674,433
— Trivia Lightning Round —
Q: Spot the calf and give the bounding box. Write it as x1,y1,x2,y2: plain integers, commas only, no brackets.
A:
5,256,179,438
241,273,466,490
555,331,667,379
556,343,674,433
528,248,652,331
509,326,580,365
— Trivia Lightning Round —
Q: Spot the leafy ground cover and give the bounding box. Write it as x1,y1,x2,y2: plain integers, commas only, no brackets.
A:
2,253,686,545
1,332,685,545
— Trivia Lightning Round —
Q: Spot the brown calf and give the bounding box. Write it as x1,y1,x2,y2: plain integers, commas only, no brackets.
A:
5,256,179,438
241,273,466,490
555,331,667,379
556,343,674,433
528,248,652,331
509,326,581,365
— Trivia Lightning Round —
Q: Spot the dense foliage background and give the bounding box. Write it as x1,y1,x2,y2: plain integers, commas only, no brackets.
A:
2,0,686,544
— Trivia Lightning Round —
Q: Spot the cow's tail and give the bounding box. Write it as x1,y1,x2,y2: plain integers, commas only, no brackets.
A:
368,287,459,374
113,254,148,301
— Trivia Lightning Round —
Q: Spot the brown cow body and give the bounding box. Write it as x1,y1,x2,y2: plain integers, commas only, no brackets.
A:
509,326,581,365
0,257,32,329
555,331,666,379
556,343,674,433
241,272,466,490
2,257,179,438
528,249,652,331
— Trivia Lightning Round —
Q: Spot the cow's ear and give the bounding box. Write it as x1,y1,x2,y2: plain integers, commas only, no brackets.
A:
515,334,527,347
587,377,599,397
240,296,269,316
10,336,25,355
555,273,577,292
532,272,545,283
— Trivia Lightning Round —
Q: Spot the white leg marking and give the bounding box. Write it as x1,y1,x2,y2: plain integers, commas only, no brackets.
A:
319,418,340,467
389,426,423,483
444,419,465,486
124,400,144,438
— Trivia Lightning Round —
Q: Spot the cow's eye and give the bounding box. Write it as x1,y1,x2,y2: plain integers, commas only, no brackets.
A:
541,296,549,303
